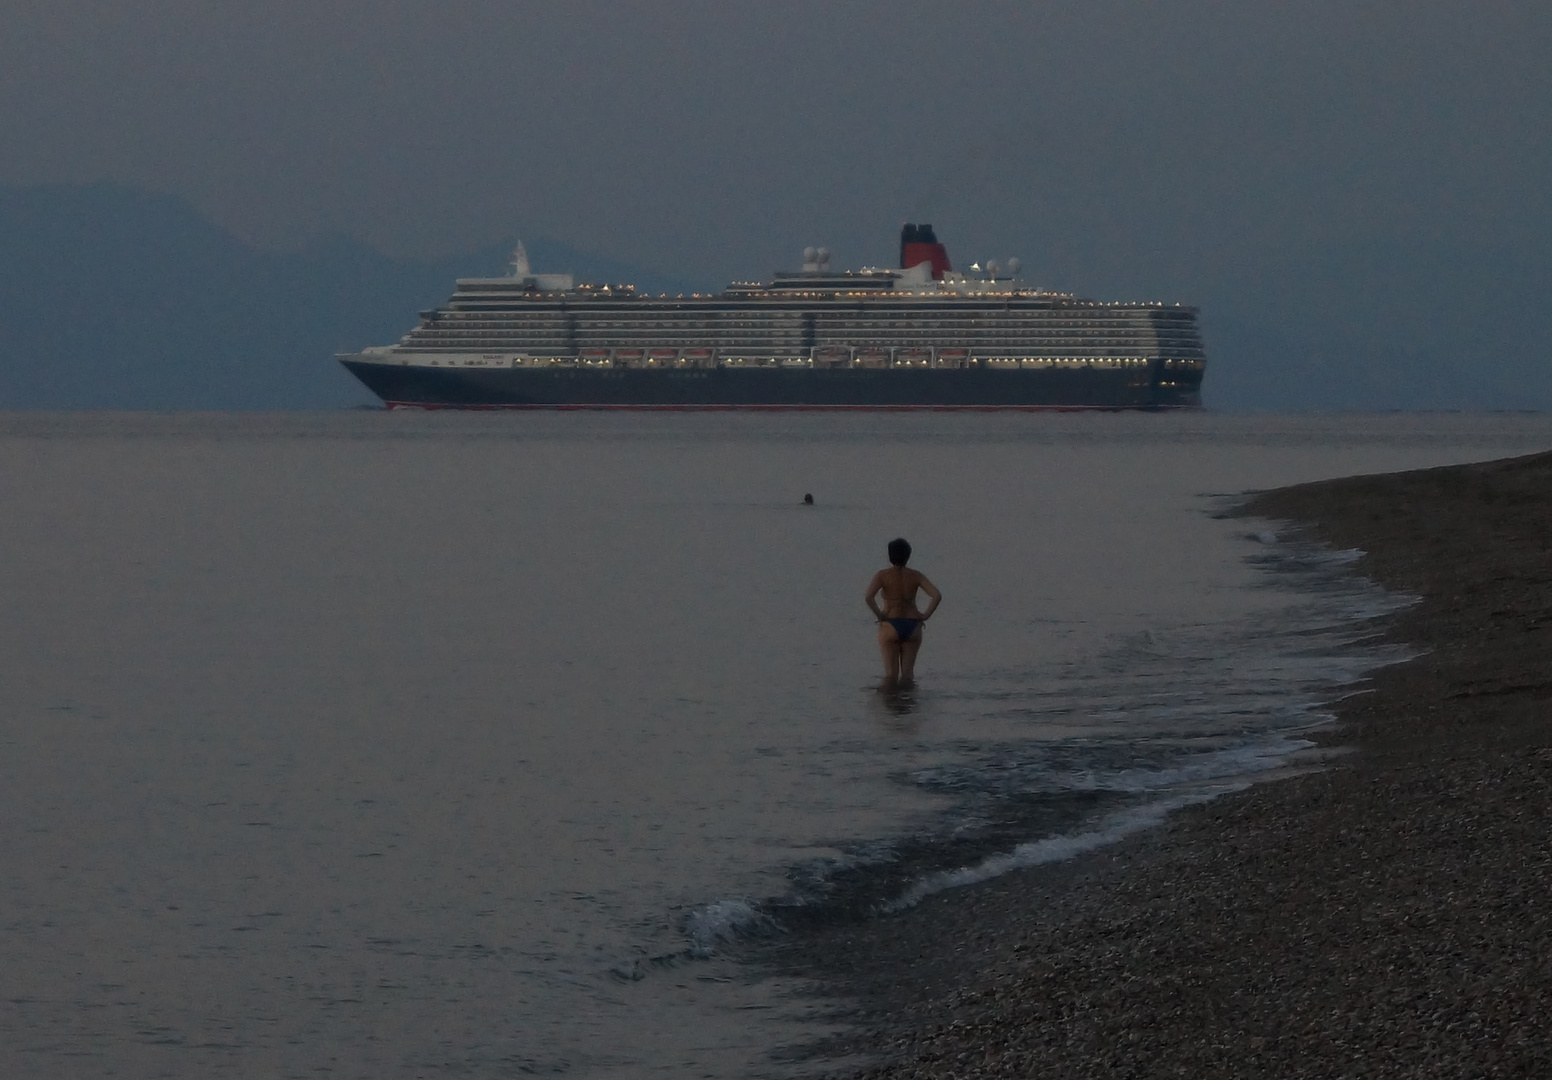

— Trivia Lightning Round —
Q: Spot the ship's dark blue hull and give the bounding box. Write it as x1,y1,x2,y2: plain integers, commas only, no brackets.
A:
341,361,1201,410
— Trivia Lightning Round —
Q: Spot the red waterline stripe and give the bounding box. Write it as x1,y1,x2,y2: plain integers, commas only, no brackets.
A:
382,402,1193,412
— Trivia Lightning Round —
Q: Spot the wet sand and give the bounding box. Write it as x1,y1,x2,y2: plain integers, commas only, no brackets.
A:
784,448,1552,1078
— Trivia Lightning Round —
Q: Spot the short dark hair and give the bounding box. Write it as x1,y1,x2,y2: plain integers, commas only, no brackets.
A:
888,538,911,566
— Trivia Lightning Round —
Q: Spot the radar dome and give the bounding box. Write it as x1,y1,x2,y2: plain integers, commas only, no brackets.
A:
803,246,817,262
1007,257,1022,276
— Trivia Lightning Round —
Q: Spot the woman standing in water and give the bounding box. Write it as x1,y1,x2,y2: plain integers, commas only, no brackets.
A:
864,538,942,687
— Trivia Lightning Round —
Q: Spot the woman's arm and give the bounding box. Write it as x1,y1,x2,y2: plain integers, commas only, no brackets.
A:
916,574,942,620
864,571,886,621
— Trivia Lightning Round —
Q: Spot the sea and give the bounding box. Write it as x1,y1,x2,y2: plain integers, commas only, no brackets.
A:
2,410,1550,1078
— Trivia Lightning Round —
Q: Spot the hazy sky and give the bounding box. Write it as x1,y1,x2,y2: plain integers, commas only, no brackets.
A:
4,1,1550,405
3,2,1542,270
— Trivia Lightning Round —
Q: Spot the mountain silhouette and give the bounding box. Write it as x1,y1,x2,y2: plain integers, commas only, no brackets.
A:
0,184,695,409
3,183,1547,411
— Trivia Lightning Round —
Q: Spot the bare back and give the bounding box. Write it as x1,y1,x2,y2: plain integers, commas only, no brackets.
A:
867,566,938,619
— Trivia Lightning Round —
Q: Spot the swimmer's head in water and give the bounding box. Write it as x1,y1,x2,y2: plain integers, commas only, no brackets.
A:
888,538,911,566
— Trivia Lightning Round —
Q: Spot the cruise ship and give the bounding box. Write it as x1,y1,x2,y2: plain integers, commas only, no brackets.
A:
338,225,1205,409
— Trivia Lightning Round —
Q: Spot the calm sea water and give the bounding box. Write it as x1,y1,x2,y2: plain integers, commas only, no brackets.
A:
2,411,1550,1078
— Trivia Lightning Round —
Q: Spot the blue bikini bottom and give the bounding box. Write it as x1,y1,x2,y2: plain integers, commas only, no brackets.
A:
887,618,920,641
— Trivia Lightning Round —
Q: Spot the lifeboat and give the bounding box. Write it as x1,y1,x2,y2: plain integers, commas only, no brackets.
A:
578,348,612,367
647,348,679,367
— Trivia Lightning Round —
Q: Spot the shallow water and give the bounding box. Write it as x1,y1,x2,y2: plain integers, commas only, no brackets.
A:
1,411,1549,1078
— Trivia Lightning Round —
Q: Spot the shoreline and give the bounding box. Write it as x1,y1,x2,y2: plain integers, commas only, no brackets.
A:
772,449,1552,1077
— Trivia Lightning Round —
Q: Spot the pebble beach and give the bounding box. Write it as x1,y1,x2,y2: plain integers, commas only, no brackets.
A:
782,448,1552,1078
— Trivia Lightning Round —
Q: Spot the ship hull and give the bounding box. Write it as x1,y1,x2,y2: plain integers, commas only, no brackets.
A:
340,360,1200,410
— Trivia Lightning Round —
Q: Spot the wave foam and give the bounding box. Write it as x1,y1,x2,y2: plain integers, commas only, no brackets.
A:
880,791,1232,914
1051,737,1314,794
684,897,770,958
